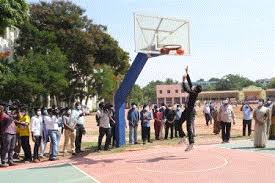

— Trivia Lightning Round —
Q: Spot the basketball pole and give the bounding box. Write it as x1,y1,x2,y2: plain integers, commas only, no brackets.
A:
114,52,159,147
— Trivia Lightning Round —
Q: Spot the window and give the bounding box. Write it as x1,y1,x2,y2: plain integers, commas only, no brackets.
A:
174,97,180,104
159,90,162,94
167,90,171,94
158,98,164,105
166,97,172,105
175,90,178,93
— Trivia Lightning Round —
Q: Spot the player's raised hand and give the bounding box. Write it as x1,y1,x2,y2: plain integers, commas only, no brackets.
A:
185,66,188,74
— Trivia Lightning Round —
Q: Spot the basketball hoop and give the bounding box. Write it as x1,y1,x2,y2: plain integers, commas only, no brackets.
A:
160,44,184,55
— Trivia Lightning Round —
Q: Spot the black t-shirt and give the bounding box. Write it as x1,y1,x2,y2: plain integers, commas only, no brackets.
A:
165,109,176,121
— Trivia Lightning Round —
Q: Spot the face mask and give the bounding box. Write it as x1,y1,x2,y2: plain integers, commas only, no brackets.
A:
145,107,149,111
133,105,137,109
267,101,272,105
37,111,42,116
67,110,71,115
258,101,263,107
177,107,181,110
77,106,81,110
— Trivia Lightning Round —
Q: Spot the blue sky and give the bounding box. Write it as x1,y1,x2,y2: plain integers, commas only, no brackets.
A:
28,0,275,87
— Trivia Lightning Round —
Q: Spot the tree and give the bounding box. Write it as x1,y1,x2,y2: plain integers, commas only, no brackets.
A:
128,85,144,106
15,1,129,104
1,48,68,106
269,77,275,88
0,0,29,36
215,74,255,91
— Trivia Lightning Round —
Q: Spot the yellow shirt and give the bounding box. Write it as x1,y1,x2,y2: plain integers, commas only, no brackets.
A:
18,115,31,136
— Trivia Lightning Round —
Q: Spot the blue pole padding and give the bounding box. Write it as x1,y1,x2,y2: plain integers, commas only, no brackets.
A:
115,53,158,147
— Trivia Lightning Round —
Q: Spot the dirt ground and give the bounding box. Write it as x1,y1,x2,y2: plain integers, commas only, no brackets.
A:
81,104,254,146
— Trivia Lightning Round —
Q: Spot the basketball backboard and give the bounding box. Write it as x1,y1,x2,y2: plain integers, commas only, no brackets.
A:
134,13,190,56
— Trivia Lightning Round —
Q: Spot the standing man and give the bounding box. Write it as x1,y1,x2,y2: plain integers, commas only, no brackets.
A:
159,103,166,139
127,103,139,144
140,105,152,145
31,108,43,162
203,102,211,126
153,106,162,140
265,99,273,138
218,99,236,143
0,105,17,167
240,101,253,136
72,102,86,154
18,108,32,163
63,109,76,156
97,104,112,151
174,105,183,138
179,66,202,151
164,105,176,139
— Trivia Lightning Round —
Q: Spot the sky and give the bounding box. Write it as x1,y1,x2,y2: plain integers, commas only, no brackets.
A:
28,0,275,87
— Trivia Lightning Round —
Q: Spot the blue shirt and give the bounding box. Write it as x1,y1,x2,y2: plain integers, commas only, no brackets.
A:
127,108,139,126
140,110,152,127
242,105,252,120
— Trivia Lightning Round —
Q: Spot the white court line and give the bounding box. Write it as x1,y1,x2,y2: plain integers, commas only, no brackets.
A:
136,149,229,174
70,163,101,183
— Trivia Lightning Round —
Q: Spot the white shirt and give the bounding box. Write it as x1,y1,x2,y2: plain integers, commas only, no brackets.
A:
218,104,235,123
72,109,85,125
43,115,56,130
31,115,43,136
203,105,211,114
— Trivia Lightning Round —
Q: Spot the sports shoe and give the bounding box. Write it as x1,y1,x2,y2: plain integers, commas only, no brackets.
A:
185,144,194,152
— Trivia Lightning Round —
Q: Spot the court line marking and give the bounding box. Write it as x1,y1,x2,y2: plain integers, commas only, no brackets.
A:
70,163,101,183
215,140,275,158
136,149,229,174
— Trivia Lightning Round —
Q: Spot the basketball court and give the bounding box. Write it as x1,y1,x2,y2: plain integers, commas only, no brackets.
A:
0,140,274,183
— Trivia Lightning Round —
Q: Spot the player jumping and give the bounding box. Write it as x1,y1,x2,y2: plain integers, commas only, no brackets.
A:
178,66,202,151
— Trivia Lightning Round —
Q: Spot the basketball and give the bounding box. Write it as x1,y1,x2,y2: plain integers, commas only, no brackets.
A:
176,49,184,55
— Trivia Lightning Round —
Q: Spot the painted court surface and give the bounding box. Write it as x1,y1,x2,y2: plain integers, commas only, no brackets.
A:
0,140,275,183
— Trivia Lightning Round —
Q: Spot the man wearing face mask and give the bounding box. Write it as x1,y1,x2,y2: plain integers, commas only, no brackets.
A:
140,105,152,145
159,103,167,139
265,98,273,139
218,99,235,143
253,99,271,148
240,101,253,136
63,109,76,156
164,104,176,139
0,105,17,167
127,103,139,144
18,108,32,163
180,66,202,151
72,102,86,154
31,108,43,162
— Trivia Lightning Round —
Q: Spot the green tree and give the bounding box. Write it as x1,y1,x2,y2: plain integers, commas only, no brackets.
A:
128,84,145,106
15,1,129,104
1,48,68,106
215,74,254,90
269,77,275,88
0,0,29,36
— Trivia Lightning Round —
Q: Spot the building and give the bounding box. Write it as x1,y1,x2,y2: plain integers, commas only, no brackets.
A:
266,89,275,101
0,26,20,60
198,90,239,101
156,84,188,106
